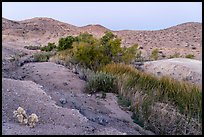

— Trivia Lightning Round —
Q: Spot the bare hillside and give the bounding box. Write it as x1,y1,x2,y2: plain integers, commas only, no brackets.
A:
2,17,202,60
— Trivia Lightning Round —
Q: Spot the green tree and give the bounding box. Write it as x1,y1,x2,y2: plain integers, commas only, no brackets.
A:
101,31,115,46
75,32,97,45
57,36,76,51
121,44,139,64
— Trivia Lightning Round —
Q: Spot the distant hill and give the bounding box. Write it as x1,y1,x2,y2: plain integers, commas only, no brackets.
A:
2,17,202,60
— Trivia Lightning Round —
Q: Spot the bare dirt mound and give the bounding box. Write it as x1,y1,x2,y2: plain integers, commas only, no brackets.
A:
142,58,202,86
2,78,90,135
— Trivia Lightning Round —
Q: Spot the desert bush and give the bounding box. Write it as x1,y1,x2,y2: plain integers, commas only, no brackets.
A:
185,54,195,59
32,52,55,62
71,33,141,70
72,42,106,70
85,71,117,94
117,95,131,108
41,42,56,52
101,31,115,45
169,52,181,58
150,48,159,60
54,32,142,71
75,32,98,45
101,63,202,135
24,45,41,50
121,44,140,64
57,35,76,51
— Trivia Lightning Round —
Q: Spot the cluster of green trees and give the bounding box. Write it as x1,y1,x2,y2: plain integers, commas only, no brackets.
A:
56,31,142,70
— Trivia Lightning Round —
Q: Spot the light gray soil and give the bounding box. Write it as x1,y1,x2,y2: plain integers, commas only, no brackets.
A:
142,58,202,87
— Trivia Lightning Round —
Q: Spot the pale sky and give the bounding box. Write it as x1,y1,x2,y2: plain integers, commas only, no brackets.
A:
2,2,202,30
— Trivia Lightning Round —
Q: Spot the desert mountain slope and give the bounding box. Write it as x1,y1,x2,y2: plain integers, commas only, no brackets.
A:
114,22,202,60
2,17,202,60
79,24,110,38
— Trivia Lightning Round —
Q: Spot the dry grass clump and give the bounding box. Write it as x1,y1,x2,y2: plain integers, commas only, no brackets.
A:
101,63,202,135
146,102,202,135
85,71,117,94
32,51,55,62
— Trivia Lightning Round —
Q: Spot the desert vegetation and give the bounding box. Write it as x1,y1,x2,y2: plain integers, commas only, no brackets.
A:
24,45,41,50
150,48,159,60
40,42,57,52
44,31,201,135
185,54,195,59
9,31,202,135
101,63,202,135
53,31,141,70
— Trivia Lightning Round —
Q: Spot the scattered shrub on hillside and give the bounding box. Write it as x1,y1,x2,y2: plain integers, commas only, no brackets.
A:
24,45,41,50
150,48,159,60
85,71,117,94
41,42,56,52
169,52,180,58
185,54,195,59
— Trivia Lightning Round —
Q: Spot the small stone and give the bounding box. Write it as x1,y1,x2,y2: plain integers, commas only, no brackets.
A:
95,94,101,98
59,98,67,104
63,82,68,86
156,71,161,76
72,67,78,74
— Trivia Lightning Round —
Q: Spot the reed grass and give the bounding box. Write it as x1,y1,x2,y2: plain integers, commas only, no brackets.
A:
101,63,202,134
